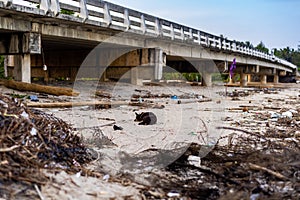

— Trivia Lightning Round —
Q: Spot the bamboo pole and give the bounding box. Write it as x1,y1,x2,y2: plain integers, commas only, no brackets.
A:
0,79,79,96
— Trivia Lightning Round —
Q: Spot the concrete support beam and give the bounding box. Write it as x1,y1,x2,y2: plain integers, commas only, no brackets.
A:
228,76,234,84
247,74,252,82
260,74,267,85
273,75,279,84
240,73,248,87
279,71,287,76
13,54,31,83
130,67,143,85
149,48,165,80
258,68,273,75
4,56,8,78
0,32,41,54
256,65,260,73
202,72,212,87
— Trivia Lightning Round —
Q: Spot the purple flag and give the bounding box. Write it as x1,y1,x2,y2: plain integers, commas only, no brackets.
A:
229,58,236,79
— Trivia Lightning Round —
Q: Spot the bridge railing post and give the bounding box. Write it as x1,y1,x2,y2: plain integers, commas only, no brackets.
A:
170,24,175,40
197,31,201,45
40,0,50,14
79,0,88,21
140,15,146,34
180,27,184,40
2,0,13,7
103,3,112,27
155,18,162,36
124,9,131,30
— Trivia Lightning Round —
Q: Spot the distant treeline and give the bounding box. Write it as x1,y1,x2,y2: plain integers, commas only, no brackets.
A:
243,41,300,71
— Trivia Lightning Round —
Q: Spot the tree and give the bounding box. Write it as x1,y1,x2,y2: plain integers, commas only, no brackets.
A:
244,41,254,48
274,46,300,71
255,41,269,54
274,47,294,62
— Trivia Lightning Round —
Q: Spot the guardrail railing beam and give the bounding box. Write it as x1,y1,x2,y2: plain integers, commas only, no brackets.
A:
2,0,297,70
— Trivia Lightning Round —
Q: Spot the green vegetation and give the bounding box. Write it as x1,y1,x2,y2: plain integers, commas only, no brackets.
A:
182,73,201,82
36,4,74,15
0,56,5,79
273,46,300,71
162,72,229,83
60,9,75,15
212,73,228,82
162,72,201,82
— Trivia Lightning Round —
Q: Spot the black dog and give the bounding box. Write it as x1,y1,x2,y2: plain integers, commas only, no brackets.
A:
134,112,157,125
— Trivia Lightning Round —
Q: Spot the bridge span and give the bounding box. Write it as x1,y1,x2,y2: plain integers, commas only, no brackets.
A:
0,0,297,86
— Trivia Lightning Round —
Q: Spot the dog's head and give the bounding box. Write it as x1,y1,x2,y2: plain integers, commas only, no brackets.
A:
134,112,144,122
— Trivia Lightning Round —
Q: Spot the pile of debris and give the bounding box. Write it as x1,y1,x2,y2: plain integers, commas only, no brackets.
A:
144,99,299,199
139,126,299,199
0,94,96,198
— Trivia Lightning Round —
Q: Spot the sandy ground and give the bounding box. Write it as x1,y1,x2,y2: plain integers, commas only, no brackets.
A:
1,81,299,199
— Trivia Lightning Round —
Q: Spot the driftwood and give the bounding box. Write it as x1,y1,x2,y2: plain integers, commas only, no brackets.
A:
26,100,165,109
0,79,79,96
248,163,289,180
95,90,112,98
26,100,127,108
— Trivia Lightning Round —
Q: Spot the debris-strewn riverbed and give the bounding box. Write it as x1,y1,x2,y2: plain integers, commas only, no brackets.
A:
0,81,299,199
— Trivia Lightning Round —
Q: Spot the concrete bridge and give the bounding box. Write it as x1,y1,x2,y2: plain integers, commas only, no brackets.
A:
0,0,297,86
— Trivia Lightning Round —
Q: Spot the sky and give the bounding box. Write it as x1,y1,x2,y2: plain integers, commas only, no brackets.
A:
106,0,300,50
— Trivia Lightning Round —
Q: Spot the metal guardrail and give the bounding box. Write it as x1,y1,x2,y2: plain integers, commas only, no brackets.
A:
0,0,297,70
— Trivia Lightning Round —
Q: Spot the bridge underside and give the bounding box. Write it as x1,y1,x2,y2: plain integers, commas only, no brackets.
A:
2,35,293,87
0,14,295,86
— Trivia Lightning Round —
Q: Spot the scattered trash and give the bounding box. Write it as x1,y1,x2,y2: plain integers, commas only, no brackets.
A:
167,191,180,198
171,95,178,99
282,111,293,119
138,97,143,103
187,155,201,167
103,174,110,182
29,95,39,102
269,111,281,119
113,124,123,130
0,94,96,193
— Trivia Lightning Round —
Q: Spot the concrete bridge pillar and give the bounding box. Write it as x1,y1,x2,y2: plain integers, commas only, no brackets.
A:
13,54,31,83
260,74,267,85
279,71,286,76
240,73,248,87
228,76,234,84
130,67,141,85
273,75,279,84
149,48,165,81
129,48,165,85
202,72,212,87
247,74,252,82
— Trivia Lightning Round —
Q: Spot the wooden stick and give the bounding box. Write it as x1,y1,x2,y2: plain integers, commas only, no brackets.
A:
26,100,128,108
76,122,116,130
248,163,289,180
0,79,79,96
216,126,261,137
0,145,19,152
34,184,45,200
26,100,165,109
